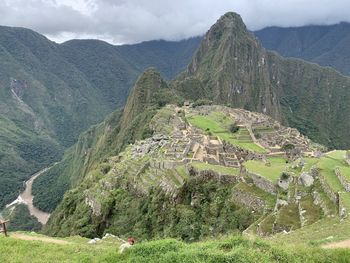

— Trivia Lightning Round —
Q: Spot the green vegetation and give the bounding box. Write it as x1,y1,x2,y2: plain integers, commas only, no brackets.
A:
272,217,350,245
2,233,350,263
191,162,239,176
175,12,350,150
187,112,266,153
4,204,42,232
244,157,288,182
255,23,350,76
318,157,344,192
234,182,276,208
275,203,301,231
45,172,256,241
0,233,119,263
0,27,200,211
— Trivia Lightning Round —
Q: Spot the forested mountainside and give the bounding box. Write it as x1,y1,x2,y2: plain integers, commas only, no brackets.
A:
173,12,350,149
255,22,350,75
0,26,200,210
41,13,350,240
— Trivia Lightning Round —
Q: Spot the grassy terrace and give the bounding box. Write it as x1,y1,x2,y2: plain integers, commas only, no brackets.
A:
244,157,288,182
234,182,276,207
302,157,319,172
271,217,350,246
326,150,346,160
339,192,350,212
338,166,350,180
191,162,239,176
187,112,266,153
317,156,344,192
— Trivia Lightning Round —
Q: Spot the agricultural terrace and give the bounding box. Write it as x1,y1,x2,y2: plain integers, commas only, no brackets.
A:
191,162,239,176
187,111,266,153
244,157,288,182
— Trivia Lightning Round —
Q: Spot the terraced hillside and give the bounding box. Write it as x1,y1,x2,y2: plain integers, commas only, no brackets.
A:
45,104,350,242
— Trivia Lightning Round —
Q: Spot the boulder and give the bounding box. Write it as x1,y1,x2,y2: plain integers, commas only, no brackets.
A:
300,172,314,187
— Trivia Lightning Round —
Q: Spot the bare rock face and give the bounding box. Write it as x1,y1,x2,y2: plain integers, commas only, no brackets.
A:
300,172,314,187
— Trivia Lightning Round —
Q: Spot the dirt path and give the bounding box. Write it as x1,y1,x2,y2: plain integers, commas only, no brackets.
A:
322,239,350,249
10,233,70,245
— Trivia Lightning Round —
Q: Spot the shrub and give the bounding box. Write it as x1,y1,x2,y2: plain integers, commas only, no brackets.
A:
229,123,239,133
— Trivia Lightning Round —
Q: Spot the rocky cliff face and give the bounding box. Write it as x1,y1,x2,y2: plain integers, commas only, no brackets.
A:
174,12,350,149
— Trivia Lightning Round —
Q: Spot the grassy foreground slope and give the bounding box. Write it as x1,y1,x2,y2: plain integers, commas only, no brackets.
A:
1,233,350,263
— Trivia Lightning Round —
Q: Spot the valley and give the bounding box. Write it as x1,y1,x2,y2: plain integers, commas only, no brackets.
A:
5,166,53,225
2,8,350,263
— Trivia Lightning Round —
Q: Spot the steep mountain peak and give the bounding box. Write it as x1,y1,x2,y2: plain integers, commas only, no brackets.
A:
119,68,169,129
187,11,256,76
211,12,247,32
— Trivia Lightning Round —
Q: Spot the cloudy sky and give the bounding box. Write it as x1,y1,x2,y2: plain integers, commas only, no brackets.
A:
0,0,349,44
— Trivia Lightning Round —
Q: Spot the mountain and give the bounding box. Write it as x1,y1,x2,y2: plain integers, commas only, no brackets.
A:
32,69,180,212
45,101,345,241
0,27,200,210
173,12,350,149
41,12,350,242
255,23,350,75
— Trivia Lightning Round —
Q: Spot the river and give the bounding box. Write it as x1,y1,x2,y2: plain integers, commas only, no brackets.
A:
5,166,54,225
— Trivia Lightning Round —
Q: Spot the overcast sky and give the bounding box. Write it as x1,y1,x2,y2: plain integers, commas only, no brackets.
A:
1,0,350,44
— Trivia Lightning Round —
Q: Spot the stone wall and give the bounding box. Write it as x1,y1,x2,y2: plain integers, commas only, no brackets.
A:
335,168,350,192
319,175,339,204
188,167,238,184
246,172,276,194
150,160,185,170
312,191,331,216
231,188,265,212
339,193,349,219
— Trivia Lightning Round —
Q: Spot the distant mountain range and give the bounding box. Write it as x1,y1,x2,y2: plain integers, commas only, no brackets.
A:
0,26,200,209
255,22,350,75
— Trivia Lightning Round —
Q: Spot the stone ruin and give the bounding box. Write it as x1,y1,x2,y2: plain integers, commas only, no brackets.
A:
132,134,169,158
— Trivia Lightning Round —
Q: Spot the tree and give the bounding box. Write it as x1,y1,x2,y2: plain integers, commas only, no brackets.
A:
229,123,239,133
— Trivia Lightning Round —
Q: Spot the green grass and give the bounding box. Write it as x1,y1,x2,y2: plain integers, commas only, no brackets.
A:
191,162,239,176
338,166,350,181
326,150,346,160
302,157,319,172
175,166,189,179
234,182,276,208
299,196,323,226
339,192,350,212
271,217,350,246
187,113,266,153
318,157,344,192
3,233,350,263
0,233,119,263
244,157,288,182
275,203,301,231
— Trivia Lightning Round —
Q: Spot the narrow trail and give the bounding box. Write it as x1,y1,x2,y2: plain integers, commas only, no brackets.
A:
10,233,70,245
6,165,55,225
322,239,350,249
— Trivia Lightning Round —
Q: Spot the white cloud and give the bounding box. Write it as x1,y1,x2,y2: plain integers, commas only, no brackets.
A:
1,0,350,44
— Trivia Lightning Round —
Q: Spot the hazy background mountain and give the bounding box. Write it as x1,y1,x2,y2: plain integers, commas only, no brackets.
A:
0,26,200,209
255,22,350,76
